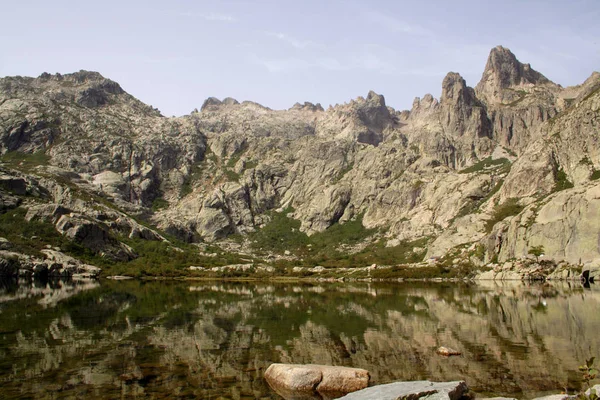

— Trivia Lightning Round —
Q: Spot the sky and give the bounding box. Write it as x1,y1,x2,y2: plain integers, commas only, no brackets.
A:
0,0,599,116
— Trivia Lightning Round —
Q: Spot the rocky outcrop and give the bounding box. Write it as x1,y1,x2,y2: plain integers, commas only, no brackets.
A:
56,214,136,261
436,347,461,357
475,46,555,104
474,259,581,281
0,249,101,279
338,380,468,400
488,183,600,265
439,72,493,162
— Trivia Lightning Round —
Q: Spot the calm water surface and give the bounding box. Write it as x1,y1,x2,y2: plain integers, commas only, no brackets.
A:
0,278,598,399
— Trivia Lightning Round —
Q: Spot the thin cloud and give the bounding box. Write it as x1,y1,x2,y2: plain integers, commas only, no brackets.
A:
142,56,195,64
176,11,237,22
252,57,305,72
265,32,321,49
365,11,433,37
251,52,396,74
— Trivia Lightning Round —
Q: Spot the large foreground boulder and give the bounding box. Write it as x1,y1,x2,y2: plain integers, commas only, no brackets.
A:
337,380,468,400
264,363,369,398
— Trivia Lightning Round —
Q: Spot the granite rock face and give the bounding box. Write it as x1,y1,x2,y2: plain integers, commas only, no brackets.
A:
0,46,599,272
337,380,468,400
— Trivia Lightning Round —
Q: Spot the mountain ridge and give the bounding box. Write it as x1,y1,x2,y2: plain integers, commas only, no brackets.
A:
1,45,599,279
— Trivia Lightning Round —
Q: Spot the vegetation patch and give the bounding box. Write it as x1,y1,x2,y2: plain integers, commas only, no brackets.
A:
454,178,504,220
470,243,486,261
485,198,524,232
309,214,376,249
553,167,574,192
151,197,169,212
180,161,205,197
224,168,240,182
0,206,254,278
459,157,510,174
0,207,99,263
225,142,249,169
0,150,50,171
248,207,309,254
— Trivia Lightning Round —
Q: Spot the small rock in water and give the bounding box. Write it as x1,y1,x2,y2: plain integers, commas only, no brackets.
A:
436,346,461,356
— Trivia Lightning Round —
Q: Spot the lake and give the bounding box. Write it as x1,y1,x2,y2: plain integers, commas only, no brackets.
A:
0,278,598,399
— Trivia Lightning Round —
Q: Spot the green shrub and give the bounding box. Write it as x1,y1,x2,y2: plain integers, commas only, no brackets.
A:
0,150,50,171
248,208,309,254
528,245,545,262
224,168,240,182
151,197,169,212
485,198,524,232
554,168,574,192
309,214,376,250
459,157,510,174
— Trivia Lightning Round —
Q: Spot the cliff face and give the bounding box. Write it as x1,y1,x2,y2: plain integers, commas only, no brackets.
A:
0,46,599,269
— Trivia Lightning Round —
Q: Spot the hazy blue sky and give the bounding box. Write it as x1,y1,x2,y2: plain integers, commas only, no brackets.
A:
1,0,598,116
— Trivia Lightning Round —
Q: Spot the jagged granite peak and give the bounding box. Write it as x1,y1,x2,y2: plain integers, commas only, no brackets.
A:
200,97,223,111
1,70,126,103
475,46,554,103
315,91,393,146
439,72,492,154
571,71,600,103
366,89,386,106
200,96,241,111
290,102,324,112
410,94,439,114
404,74,492,168
441,72,475,104
39,70,108,84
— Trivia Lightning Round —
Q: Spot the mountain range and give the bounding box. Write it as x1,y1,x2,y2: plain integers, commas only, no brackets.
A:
1,45,599,278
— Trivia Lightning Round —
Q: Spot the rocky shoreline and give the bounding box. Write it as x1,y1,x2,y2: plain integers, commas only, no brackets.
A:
1,242,599,284
264,363,600,400
0,247,100,280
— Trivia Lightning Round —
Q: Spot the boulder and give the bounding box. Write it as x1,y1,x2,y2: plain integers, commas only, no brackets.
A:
582,263,600,283
586,384,600,397
338,380,468,400
436,346,461,356
56,214,136,261
530,395,570,400
264,363,369,398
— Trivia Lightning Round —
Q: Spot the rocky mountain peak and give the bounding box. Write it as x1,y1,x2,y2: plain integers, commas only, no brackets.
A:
290,102,324,112
475,46,552,103
441,72,471,103
201,97,224,111
409,94,439,118
366,90,386,107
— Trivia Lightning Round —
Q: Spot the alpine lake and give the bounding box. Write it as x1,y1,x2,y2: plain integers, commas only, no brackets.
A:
0,278,598,399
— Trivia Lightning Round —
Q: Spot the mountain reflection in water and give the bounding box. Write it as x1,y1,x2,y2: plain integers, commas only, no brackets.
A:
0,279,598,399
